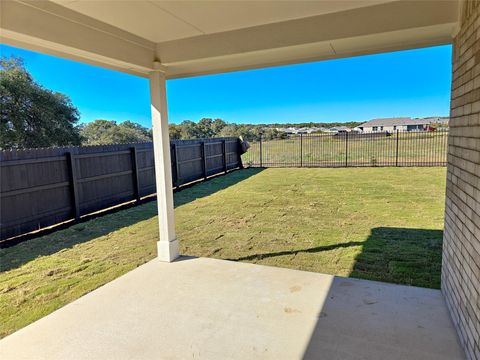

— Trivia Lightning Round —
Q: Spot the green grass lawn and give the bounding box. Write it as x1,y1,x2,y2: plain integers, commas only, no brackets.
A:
0,167,446,338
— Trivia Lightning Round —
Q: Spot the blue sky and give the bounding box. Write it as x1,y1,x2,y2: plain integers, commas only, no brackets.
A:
1,44,452,127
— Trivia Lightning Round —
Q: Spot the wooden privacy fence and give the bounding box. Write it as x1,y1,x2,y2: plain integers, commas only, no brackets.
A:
0,137,242,240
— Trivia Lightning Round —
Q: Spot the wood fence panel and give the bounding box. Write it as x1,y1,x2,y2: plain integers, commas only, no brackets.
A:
176,143,203,185
76,150,135,214
0,137,241,240
205,141,224,176
226,140,241,170
136,148,156,196
0,147,73,239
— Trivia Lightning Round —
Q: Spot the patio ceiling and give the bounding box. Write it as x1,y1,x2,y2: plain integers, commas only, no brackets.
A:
1,0,460,78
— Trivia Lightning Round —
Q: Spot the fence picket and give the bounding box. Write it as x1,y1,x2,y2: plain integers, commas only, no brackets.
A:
130,147,141,201
222,140,227,174
67,152,80,220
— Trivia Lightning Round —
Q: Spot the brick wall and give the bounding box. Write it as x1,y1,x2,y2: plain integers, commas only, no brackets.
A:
442,1,480,359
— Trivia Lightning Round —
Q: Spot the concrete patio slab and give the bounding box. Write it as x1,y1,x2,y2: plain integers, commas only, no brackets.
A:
0,257,464,360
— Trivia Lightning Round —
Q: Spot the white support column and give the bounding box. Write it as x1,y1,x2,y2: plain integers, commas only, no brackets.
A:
149,67,179,262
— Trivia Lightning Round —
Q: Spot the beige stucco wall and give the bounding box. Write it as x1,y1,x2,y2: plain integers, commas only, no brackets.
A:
442,1,480,359
361,125,409,133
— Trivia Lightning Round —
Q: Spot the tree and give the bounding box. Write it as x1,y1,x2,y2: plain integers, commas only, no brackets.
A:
212,118,227,135
80,119,152,145
121,120,152,139
79,120,115,144
168,124,182,140
171,118,227,140
197,118,214,138
219,124,260,141
263,128,282,140
0,57,82,149
179,120,202,139
219,124,239,138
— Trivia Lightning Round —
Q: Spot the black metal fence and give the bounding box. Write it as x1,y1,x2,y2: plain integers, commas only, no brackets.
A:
0,137,242,240
242,130,448,168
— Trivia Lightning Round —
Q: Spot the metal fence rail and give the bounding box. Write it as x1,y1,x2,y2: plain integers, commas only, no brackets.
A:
242,130,448,168
0,137,242,240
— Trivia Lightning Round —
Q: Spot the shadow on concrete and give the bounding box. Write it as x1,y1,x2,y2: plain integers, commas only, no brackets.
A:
301,275,461,359
300,227,454,359
1,168,264,272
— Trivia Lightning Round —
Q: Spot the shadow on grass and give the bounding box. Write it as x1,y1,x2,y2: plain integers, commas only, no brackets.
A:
1,168,264,272
227,227,443,289
0,203,159,272
174,168,264,207
226,241,364,261
350,227,443,289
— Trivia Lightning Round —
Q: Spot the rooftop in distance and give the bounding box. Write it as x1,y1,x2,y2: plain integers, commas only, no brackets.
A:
276,117,449,134
359,117,449,127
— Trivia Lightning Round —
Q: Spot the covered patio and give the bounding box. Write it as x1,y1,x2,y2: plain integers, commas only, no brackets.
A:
0,257,464,359
1,0,479,358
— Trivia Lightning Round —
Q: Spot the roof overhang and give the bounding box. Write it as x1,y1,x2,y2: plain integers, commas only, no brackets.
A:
0,0,460,79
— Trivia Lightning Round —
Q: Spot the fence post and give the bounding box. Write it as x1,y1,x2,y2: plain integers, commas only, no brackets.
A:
66,152,80,220
259,134,263,167
237,138,244,169
345,131,348,167
130,147,140,201
173,143,180,187
395,129,399,167
300,133,303,167
202,141,208,180
222,140,227,174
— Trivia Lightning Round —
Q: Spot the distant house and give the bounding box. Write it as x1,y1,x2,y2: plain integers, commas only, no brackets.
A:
276,127,326,134
275,127,297,134
358,117,449,133
421,117,450,128
329,126,351,133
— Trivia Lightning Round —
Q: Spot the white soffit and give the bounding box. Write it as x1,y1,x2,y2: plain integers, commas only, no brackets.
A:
1,0,459,78
51,0,391,42
157,1,458,78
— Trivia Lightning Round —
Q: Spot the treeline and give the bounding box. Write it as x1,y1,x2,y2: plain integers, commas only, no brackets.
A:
80,120,152,145
79,118,365,145
169,119,289,142
267,121,363,128
79,118,289,145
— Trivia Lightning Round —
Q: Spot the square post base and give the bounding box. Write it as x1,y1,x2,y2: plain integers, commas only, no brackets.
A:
157,239,180,262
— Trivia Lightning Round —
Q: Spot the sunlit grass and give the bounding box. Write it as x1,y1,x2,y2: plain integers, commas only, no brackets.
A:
0,167,446,338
